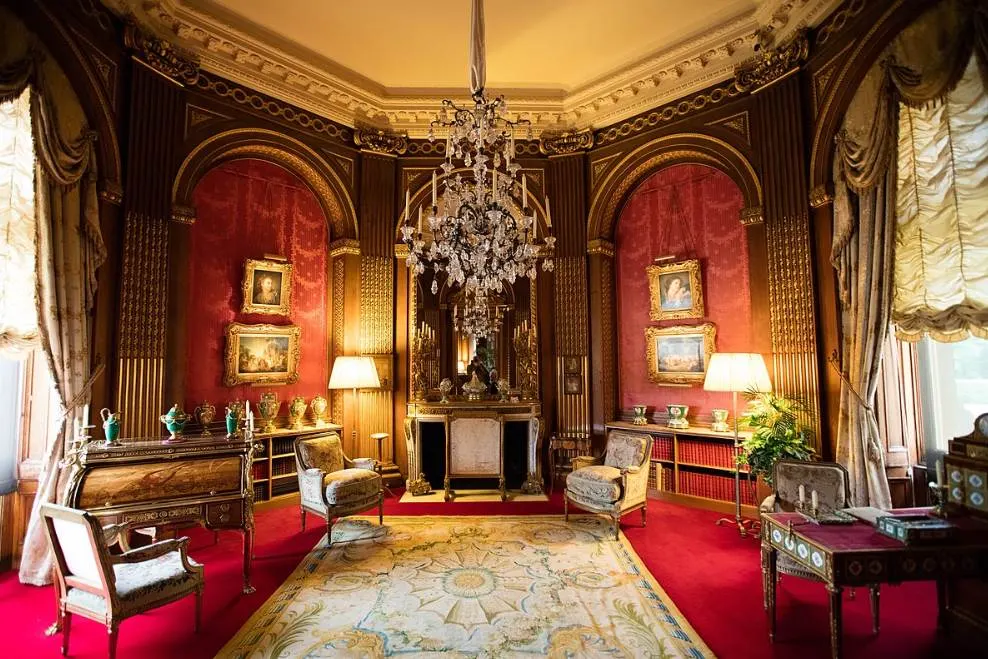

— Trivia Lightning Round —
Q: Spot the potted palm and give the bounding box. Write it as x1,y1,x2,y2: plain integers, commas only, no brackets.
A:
738,391,814,502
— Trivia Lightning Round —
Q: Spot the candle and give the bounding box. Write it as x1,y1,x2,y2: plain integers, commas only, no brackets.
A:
545,195,552,227
533,214,538,240
936,459,945,488
417,206,423,233
432,172,437,207
82,403,90,430
798,484,805,504
522,174,528,208
404,189,410,224
811,490,818,511
245,400,250,420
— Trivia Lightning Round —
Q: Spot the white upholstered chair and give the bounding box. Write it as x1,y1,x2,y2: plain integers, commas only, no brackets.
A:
295,432,383,545
564,430,653,539
41,503,204,659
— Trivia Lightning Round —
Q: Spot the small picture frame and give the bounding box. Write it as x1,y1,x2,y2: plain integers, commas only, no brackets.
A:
646,259,704,321
563,356,581,375
563,373,583,395
224,323,301,386
645,323,716,386
368,354,393,390
242,258,293,316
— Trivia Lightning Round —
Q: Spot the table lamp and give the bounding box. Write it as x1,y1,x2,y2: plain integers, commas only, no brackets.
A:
703,352,772,538
328,356,381,449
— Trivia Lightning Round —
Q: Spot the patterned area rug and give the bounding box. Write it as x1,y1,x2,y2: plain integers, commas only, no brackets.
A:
218,515,713,658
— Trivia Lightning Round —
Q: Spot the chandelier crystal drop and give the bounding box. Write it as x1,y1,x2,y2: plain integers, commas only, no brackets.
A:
401,0,554,335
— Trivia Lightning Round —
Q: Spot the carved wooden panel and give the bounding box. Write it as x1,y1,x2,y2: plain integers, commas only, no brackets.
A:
78,457,242,508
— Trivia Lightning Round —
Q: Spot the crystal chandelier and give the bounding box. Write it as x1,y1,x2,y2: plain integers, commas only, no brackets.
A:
452,290,505,340
401,0,555,312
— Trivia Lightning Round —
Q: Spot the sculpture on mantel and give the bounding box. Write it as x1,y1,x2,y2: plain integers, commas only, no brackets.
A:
411,323,438,400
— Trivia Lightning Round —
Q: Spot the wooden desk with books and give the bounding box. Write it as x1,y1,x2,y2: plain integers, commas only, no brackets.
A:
761,509,988,659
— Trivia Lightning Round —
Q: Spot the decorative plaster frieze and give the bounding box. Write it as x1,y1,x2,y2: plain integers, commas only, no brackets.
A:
104,0,841,136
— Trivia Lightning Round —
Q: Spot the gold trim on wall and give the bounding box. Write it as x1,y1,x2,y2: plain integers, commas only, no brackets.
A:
241,258,293,316
646,259,704,321
223,323,301,387
645,323,716,386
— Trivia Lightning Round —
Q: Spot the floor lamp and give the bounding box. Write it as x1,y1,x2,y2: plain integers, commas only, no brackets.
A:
703,353,772,538
328,355,381,473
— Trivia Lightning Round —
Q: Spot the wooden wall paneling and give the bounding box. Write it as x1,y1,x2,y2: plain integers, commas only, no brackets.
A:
117,53,186,438
329,241,361,455
394,245,409,478
548,153,591,439
588,239,616,442
357,152,397,470
751,75,822,454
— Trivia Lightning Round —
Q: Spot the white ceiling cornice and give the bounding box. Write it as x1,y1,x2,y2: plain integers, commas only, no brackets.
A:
104,0,842,138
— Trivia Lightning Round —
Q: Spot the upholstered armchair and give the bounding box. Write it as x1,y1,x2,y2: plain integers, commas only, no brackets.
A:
41,503,204,659
761,460,880,632
295,432,383,546
564,430,653,539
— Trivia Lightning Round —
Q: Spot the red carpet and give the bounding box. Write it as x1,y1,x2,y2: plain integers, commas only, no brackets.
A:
0,492,950,658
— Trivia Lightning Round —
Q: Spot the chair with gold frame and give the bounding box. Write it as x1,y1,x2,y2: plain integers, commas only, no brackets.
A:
41,503,204,659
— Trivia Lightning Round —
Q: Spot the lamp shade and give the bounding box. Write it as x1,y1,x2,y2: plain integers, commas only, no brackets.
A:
702,353,771,393
328,356,381,390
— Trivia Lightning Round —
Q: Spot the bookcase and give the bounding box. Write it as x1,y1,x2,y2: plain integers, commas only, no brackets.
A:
605,421,759,516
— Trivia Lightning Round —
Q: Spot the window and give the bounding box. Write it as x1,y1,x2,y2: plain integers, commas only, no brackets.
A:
918,336,988,451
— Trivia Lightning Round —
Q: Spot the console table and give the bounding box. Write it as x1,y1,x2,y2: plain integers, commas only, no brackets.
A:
761,510,988,659
403,400,543,497
64,433,258,594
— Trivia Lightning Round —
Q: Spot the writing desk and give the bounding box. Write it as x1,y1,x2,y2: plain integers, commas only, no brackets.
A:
761,510,988,659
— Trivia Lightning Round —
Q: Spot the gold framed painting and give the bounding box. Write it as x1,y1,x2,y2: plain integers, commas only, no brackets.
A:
224,323,301,386
645,323,716,385
241,258,293,316
646,259,704,321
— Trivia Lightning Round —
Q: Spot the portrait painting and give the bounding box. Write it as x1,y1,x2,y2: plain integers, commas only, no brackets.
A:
224,323,301,386
242,258,293,316
564,373,583,395
645,323,716,385
646,259,704,321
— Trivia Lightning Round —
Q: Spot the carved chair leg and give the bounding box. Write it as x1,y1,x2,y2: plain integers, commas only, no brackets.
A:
60,611,71,656
195,587,203,633
379,497,384,525
300,509,306,531
564,496,569,521
870,585,880,634
641,506,647,527
326,516,333,547
107,624,119,659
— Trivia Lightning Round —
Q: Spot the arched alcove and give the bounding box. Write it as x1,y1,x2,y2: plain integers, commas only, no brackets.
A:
169,158,332,410
615,164,750,417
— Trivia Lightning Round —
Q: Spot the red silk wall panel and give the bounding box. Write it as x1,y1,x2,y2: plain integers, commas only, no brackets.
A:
185,159,329,412
615,164,751,417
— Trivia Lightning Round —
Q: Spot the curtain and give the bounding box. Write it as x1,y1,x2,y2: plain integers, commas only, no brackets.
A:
893,56,988,341
831,0,987,507
0,89,38,354
0,8,106,586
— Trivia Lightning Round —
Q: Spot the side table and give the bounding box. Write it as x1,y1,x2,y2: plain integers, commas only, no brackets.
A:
370,432,396,498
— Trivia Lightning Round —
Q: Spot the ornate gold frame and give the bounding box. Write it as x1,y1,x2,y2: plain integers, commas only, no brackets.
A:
223,323,301,386
645,323,716,385
241,258,293,316
646,259,704,321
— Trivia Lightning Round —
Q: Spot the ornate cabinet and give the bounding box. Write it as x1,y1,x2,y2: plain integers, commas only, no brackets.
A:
64,433,258,593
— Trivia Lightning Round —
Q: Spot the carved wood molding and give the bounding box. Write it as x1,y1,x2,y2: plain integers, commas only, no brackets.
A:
105,0,842,137
354,127,408,155
734,29,810,94
539,129,593,156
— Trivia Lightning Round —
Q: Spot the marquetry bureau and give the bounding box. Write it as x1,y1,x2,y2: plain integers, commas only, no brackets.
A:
63,433,258,594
